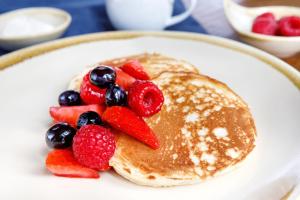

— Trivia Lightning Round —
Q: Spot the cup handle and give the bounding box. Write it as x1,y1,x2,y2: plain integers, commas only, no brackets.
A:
166,0,197,27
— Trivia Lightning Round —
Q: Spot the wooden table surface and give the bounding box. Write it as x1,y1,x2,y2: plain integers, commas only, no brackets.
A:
184,0,300,71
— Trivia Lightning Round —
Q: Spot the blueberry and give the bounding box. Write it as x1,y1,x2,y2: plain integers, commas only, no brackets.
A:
58,90,81,106
77,111,103,129
90,66,116,88
105,85,127,106
46,123,76,149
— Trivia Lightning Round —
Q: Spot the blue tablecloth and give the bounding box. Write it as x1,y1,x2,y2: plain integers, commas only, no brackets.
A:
0,0,206,55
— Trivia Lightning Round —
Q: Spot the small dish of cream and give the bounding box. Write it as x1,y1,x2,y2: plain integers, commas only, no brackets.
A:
0,7,71,51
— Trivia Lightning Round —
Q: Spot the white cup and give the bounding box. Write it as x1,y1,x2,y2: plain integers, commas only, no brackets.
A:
105,0,197,30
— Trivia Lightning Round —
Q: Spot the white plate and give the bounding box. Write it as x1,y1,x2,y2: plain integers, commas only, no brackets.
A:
0,32,299,200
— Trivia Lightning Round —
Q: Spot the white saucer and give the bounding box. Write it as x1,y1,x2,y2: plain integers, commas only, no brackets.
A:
0,7,71,50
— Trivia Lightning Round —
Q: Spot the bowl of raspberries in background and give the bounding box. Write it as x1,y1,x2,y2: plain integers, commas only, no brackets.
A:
45,60,163,179
252,13,300,37
224,0,300,58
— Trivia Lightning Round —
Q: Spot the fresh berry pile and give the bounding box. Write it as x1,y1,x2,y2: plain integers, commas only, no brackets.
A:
252,12,300,37
45,60,164,179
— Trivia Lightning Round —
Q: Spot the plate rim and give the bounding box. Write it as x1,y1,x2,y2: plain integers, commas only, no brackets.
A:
0,31,299,89
0,31,299,199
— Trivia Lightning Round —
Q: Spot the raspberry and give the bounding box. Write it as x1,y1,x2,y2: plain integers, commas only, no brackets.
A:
72,125,116,171
49,104,105,127
121,60,150,80
252,12,278,35
128,80,164,117
278,16,300,36
80,73,106,104
257,12,276,21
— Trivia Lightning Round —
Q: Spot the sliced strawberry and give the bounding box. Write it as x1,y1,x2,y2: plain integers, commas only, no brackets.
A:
99,163,111,171
121,60,150,80
46,149,99,178
102,106,159,149
114,67,136,90
49,104,105,127
80,73,106,104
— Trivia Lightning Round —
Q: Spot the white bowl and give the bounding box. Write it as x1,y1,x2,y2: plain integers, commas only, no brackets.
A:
0,7,71,51
224,0,300,58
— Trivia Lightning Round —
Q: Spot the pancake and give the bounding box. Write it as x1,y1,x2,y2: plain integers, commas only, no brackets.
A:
68,54,256,187
109,72,256,187
101,53,199,79
68,53,199,91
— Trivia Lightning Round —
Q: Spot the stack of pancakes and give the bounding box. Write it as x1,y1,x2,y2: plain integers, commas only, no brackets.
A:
69,53,256,187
